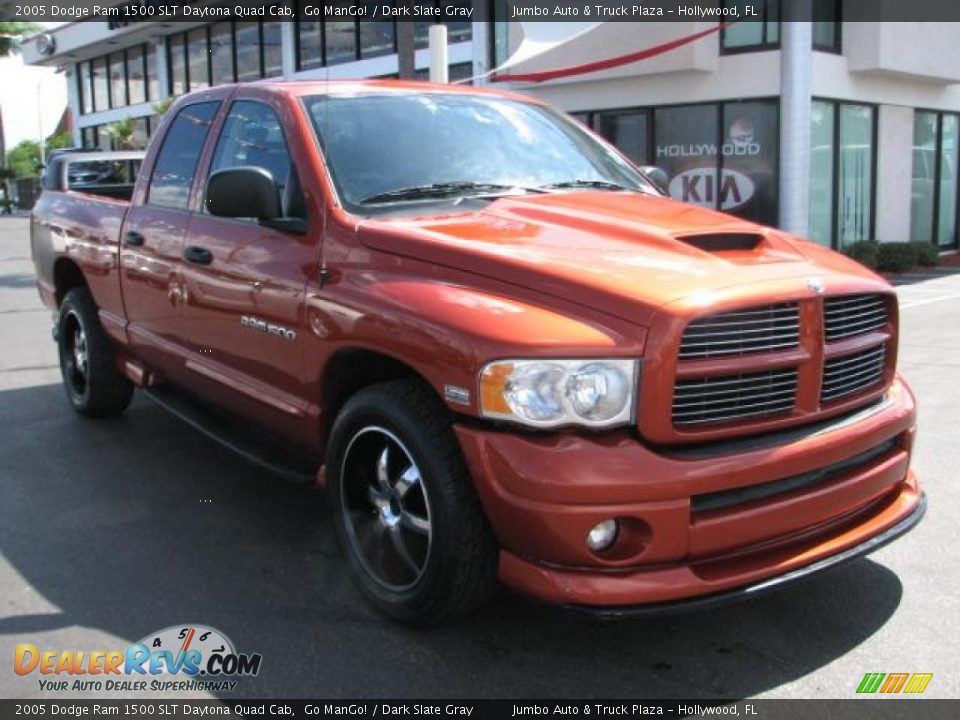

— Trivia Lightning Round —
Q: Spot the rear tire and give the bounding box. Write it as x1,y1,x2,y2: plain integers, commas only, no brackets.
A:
58,287,134,417
327,379,499,624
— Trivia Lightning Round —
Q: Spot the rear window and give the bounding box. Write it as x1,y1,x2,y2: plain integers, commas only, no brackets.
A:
66,159,141,199
147,101,220,209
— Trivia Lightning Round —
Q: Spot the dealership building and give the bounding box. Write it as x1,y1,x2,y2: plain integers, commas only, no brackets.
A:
21,2,960,252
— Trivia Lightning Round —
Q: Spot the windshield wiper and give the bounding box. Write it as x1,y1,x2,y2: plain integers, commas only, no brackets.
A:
540,179,637,192
360,181,544,205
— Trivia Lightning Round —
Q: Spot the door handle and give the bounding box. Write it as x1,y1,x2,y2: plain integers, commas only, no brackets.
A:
123,230,145,246
183,245,213,265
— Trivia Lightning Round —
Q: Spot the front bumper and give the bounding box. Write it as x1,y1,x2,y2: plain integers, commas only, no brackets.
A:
563,491,926,617
455,376,923,608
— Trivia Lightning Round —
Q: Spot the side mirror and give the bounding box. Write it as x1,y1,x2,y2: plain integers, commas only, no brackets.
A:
639,165,670,195
206,166,281,220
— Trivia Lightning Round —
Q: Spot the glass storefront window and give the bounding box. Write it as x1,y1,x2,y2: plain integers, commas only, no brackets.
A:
210,23,235,85
837,104,874,246
168,34,187,96
809,100,875,248
911,111,938,244
595,112,648,165
937,115,958,248
809,100,835,246
187,28,210,90
235,22,262,81
326,21,358,65
298,21,323,70
131,117,150,149
721,0,779,51
812,0,842,52
127,46,146,105
359,19,396,59
444,1,473,43
654,104,721,211
78,62,92,115
416,3,473,49
108,52,127,108
145,45,157,102
414,21,432,50
262,22,283,77
721,100,779,226
80,126,96,149
97,124,111,151
91,58,109,114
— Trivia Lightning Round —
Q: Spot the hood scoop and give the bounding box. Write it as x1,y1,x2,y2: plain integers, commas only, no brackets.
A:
677,233,763,253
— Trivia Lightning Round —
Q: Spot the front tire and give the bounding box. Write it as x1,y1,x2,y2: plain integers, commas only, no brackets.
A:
327,380,498,624
58,287,134,417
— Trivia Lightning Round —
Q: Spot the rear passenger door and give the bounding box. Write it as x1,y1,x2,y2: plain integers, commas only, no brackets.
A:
178,97,317,442
121,101,220,374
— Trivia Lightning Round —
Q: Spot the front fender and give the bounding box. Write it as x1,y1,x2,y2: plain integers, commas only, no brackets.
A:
304,271,646,418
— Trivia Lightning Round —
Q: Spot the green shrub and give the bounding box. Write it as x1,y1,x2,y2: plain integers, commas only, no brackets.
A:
877,242,917,273
910,241,940,267
843,240,879,270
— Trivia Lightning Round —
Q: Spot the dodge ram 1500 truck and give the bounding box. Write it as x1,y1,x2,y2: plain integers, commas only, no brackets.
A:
31,80,925,623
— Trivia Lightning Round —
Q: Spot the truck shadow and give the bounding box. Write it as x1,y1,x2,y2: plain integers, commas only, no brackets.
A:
0,382,904,700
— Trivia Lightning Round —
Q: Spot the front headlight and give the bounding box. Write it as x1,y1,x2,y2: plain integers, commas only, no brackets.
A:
480,358,638,429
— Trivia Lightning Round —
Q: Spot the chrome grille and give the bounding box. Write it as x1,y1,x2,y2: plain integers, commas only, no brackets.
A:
824,294,889,341
673,368,798,426
679,303,800,359
821,344,887,404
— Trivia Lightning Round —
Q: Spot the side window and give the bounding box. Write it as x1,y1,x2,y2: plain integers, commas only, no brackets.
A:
208,100,306,219
147,102,220,209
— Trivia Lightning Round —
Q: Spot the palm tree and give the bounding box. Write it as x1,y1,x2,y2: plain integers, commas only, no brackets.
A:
102,118,140,150
0,22,40,57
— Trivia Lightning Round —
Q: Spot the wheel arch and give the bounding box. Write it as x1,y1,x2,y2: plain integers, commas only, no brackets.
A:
319,347,445,447
53,257,88,307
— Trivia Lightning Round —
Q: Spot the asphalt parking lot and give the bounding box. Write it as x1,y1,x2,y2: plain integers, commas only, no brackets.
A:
1,214,958,701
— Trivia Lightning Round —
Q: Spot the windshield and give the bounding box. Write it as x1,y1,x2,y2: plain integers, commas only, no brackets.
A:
304,92,657,209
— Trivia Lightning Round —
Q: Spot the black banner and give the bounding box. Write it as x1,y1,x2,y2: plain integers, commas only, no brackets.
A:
6,0,960,24
2,701,960,720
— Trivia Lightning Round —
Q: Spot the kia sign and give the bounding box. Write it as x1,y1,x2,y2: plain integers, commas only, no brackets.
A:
652,102,778,226
668,167,756,211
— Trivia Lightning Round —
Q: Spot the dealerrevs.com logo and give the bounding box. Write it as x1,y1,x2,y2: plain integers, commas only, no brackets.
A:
13,625,262,693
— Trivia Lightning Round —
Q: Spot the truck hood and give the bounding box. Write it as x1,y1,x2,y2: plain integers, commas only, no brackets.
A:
358,192,882,325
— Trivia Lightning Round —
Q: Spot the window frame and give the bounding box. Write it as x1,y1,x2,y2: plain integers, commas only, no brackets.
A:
912,108,960,251
720,0,781,55
208,22,238,85
107,50,128,110
76,61,92,115
812,0,843,54
576,98,781,227
204,96,302,227
166,33,188,97
186,25,213,92
812,97,878,249
145,100,222,211
295,18,326,71
126,45,148,106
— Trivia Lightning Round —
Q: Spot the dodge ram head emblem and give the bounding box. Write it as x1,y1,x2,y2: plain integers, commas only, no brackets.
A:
807,277,825,294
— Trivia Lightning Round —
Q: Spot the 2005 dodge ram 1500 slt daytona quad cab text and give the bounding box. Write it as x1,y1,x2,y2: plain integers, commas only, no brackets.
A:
31,80,925,623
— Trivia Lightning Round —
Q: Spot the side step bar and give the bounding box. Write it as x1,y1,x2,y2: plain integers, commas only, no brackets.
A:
143,385,318,484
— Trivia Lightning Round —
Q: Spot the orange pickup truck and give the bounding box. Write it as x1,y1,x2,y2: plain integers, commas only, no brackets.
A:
31,80,924,623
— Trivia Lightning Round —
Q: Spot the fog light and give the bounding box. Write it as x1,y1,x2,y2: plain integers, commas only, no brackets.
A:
586,519,619,552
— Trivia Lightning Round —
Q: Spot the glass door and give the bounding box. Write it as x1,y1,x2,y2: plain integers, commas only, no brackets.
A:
937,115,959,249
